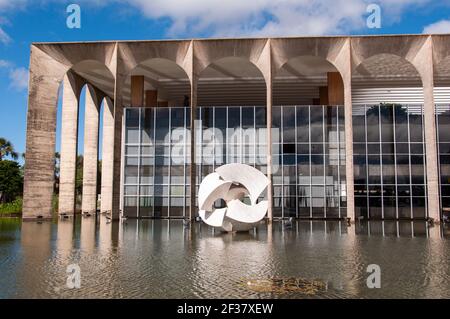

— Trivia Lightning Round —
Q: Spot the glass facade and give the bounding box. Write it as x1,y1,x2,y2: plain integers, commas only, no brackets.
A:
353,104,428,219
436,105,450,217
123,107,190,218
123,105,347,219
123,106,269,218
124,104,433,221
272,105,347,219
195,106,268,216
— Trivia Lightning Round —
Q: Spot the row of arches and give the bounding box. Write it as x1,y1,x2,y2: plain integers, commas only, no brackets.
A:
23,37,450,222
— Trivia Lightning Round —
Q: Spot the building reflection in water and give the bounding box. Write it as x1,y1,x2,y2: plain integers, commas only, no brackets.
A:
355,220,430,237
4,218,448,298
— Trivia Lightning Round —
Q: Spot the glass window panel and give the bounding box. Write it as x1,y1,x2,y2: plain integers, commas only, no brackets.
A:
125,156,139,166
140,165,153,184
395,143,409,154
139,197,153,217
126,108,139,127
155,108,170,143
409,110,423,143
296,108,310,143
353,143,366,154
366,105,380,143
241,107,254,129
310,106,324,143
380,105,394,142
141,108,154,144
438,110,450,142
140,186,153,196
283,107,296,143
383,197,396,219
397,197,411,219
124,197,138,217
395,105,408,142
412,197,426,218
255,107,266,128
124,186,138,196
124,166,139,184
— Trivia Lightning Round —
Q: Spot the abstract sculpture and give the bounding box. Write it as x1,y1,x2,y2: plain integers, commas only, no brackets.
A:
198,163,269,232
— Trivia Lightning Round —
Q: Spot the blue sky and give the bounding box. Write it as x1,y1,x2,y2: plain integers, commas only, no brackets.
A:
1,0,450,159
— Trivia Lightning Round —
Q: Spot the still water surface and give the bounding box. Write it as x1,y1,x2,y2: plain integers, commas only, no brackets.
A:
0,217,449,299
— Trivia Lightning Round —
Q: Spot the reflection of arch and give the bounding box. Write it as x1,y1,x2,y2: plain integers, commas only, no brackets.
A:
197,56,266,106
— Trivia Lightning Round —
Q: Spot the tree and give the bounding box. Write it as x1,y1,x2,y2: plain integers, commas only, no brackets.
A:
54,152,60,194
0,160,23,203
0,138,18,161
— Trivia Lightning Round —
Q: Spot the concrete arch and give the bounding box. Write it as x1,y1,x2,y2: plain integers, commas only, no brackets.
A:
24,43,117,219
197,56,267,106
116,41,193,88
121,56,192,107
352,36,440,222
273,55,344,106
351,35,430,82
271,37,349,78
354,53,422,81
33,42,117,84
57,59,115,217
193,39,271,84
68,60,115,101
352,52,424,103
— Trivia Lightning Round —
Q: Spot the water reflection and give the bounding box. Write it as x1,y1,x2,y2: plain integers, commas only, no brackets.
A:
0,218,448,298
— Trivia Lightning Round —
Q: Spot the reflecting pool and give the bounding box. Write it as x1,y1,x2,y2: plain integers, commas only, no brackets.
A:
0,217,449,298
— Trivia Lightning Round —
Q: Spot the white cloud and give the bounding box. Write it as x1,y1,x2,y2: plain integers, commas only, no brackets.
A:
0,0,446,38
423,19,450,34
120,0,438,36
0,25,10,44
9,67,28,91
0,59,11,68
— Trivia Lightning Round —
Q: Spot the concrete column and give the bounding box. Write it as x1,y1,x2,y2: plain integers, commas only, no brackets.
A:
266,70,273,222
111,47,125,221
101,97,114,213
327,72,345,105
145,90,158,107
189,77,198,221
337,41,355,222
81,85,101,214
131,75,144,107
343,76,355,221
58,72,82,216
417,38,440,222
23,46,66,220
319,87,329,105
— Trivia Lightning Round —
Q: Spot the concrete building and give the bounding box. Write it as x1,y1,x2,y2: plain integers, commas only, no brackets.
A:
22,35,450,223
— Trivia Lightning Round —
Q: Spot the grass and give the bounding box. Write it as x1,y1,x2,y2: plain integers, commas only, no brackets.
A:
0,198,22,215
0,194,65,217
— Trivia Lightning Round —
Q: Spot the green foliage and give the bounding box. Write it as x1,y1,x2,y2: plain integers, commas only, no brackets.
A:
0,160,23,203
52,193,59,213
0,197,22,215
0,138,19,161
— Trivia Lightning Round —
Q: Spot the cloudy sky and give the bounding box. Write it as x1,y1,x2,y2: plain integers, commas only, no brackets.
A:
1,0,450,156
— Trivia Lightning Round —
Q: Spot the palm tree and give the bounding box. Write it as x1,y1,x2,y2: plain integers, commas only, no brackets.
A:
0,138,18,161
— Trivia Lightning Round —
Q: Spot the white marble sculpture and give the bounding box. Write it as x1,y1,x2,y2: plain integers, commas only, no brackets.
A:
198,163,269,232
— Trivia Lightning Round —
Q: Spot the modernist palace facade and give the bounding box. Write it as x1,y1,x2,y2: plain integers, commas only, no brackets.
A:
22,35,450,223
